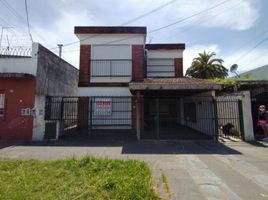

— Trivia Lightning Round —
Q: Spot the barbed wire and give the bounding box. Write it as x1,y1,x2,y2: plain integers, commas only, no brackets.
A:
0,46,32,56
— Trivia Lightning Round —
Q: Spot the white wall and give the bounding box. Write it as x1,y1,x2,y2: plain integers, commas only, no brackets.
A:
32,95,46,141
78,87,132,96
78,87,132,129
216,91,254,141
182,96,216,138
92,45,131,59
147,49,183,59
0,57,36,75
76,34,145,45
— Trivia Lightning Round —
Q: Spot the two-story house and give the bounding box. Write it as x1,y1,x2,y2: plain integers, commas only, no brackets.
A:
75,26,221,140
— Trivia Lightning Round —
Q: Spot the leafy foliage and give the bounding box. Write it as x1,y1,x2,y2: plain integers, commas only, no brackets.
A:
186,51,228,79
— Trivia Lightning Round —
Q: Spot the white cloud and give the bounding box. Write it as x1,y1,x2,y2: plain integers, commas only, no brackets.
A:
172,0,260,31
183,43,268,76
183,44,221,74
222,48,268,74
2,0,261,69
31,10,103,68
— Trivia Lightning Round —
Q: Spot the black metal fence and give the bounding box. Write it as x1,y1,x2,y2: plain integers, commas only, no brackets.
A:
216,99,244,139
45,96,133,131
45,97,78,130
142,97,244,140
45,96,244,140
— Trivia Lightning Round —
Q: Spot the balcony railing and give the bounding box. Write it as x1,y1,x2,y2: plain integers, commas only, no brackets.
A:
147,58,175,77
90,59,132,77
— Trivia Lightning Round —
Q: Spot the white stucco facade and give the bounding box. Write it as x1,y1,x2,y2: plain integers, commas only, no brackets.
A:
78,87,132,97
76,34,146,45
216,91,254,141
32,95,46,141
147,49,183,59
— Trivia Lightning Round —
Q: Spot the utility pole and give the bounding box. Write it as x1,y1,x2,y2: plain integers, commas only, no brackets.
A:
0,27,13,48
57,44,63,58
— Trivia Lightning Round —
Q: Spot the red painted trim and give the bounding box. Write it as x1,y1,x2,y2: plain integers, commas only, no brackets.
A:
145,44,185,50
75,26,147,34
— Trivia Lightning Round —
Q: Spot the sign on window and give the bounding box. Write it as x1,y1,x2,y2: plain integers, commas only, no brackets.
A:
93,98,112,116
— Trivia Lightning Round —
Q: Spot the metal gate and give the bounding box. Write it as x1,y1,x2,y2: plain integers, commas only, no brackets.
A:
45,96,133,137
44,96,245,140
142,97,244,140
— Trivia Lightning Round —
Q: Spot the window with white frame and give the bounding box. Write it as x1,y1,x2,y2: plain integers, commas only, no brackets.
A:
0,93,5,117
147,58,175,77
91,45,132,78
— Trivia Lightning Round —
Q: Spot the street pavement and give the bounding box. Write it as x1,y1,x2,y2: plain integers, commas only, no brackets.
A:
0,139,267,200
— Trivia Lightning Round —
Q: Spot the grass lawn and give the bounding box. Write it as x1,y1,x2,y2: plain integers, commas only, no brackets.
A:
0,157,160,200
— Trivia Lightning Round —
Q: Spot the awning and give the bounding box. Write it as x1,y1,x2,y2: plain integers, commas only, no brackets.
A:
129,77,221,90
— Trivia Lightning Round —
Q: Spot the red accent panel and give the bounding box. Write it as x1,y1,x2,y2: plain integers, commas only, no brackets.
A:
79,45,91,85
0,78,36,140
132,45,145,82
175,58,183,77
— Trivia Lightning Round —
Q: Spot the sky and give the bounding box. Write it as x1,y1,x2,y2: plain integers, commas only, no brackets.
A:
0,0,267,75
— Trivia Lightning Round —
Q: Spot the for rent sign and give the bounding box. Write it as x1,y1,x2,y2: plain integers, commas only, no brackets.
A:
93,98,112,116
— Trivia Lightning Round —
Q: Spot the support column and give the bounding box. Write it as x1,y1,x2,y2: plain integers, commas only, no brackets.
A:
136,91,141,140
156,98,160,139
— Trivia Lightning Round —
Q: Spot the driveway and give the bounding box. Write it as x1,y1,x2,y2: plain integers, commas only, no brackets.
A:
0,139,268,200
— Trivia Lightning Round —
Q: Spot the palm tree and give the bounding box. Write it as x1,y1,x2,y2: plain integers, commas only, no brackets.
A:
186,51,228,79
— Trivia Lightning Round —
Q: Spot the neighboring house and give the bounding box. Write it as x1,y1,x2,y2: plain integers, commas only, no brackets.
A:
0,43,78,140
240,64,268,80
74,26,225,140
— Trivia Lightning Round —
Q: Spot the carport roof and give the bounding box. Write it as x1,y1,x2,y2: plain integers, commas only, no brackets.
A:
129,77,221,90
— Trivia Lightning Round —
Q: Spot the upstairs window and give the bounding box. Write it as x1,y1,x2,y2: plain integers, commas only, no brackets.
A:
0,93,5,117
147,58,175,77
91,45,132,79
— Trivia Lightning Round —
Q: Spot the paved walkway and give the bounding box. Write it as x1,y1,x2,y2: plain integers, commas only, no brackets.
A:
0,139,268,200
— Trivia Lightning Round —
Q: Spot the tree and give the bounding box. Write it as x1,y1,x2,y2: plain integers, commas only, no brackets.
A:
185,51,228,79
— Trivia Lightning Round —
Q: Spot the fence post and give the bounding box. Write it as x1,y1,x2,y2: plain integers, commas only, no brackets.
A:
44,96,51,120
238,100,245,140
136,99,141,140
213,98,219,141
156,98,160,139
89,98,93,137
58,98,65,139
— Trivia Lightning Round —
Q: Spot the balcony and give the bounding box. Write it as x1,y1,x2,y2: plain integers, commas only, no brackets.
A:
90,59,132,83
147,58,175,77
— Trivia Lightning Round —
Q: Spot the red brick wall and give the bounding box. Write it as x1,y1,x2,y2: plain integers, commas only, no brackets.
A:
132,45,145,82
0,77,36,140
77,97,89,129
79,45,91,86
175,58,183,77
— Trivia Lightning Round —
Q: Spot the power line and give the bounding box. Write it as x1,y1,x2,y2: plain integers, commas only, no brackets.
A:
243,48,268,69
51,0,232,52
164,0,242,41
149,0,231,33
24,0,33,43
0,0,25,21
121,0,179,25
0,0,50,46
234,35,268,63
50,0,179,49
